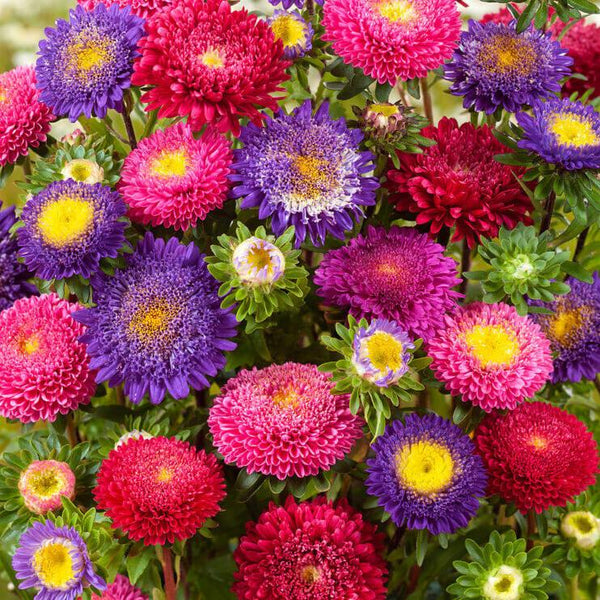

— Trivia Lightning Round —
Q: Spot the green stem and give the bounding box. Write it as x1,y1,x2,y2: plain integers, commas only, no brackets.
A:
572,227,589,262
162,546,177,600
526,510,537,551
570,572,579,599
121,97,138,149
459,239,471,296
539,191,555,234
420,77,434,123
142,109,159,140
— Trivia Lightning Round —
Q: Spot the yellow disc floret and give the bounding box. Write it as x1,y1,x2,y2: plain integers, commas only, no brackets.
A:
271,15,306,48
546,305,589,346
396,440,454,496
376,0,416,23
464,325,520,368
549,113,600,148
27,469,65,499
36,196,95,248
200,48,224,69
128,298,180,346
150,148,189,178
33,541,78,590
364,331,404,373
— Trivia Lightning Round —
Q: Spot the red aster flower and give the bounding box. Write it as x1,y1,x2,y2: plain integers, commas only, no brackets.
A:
92,575,147,600
77,0,174,19
474,402,599,513
94,436,226,545
132,0,289,136
387,117,533,248
233,497,388,600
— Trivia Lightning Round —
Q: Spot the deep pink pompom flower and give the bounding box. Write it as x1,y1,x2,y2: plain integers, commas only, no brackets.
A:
132,0,289,136
233,497,388,600
208,363,363,480
119,122,232,231
428,302,553,411
0,294,96,423
0,66,53,167
94,436,225,545
92,575,148,600
77,0,174,19
322,0,461,84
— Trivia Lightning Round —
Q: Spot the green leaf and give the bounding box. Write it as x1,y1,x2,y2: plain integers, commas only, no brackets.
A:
126,547,154,585
516,0,541,32
561,260,593,283
416,530,428,566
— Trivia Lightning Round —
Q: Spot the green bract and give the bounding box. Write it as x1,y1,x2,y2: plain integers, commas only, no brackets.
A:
205,224,308,333
448,530,557,600
319,315,430,438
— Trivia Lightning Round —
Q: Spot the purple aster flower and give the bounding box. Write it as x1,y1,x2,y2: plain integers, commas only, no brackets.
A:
268,10,313,60
17,180,127,281
517,98,600,171
314,226,461,341
352,319,414,387
366,413,487,534
529,273,600,383
12,520,106,600
35,3,145,121
268,0,323,8
231,100,378,248
75,233,237,405
444,19,572,114
0,206,37,311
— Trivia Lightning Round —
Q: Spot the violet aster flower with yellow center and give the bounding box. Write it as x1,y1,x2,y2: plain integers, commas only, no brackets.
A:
428,302,553,412
529,273,600,383
18,460,76,515
517,98,600,171
18,179,127,281
35,3,145,121
12,520,106,600
231,100,378,248
75,233,237,405
445,20,572,114
268,11,313,60
366,413,487,534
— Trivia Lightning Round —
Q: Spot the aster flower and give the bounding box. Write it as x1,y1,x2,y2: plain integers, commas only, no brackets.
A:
561,511,600,551
35,3,145,121
233,496,388,600
92,575,148,600
474,401,599,513
314,226,461,341
528,273,600,383
387,118,533,248
468,223,571,314
18,460,75,515
205,224,309,333
119,122,232,231
268,0,323,8
517,97,600,171
428,302,553,412
18,180,127,281
94,436,225,545
208,363,363,480
269,10,313,60
0,206,37,311
0,66,53,167
78,0,174,19
132,0,289,136
12,520,106,600
75,233,237,405
231,100,378,248
444,20,572,114
322,0,461,84
448,530,556,600
320,316,430,437
366,413,487,534
0,294,96,423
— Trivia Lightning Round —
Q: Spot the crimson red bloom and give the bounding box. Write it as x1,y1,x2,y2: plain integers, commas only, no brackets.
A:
233,497,388,599
132,0,289,136
77,0,174,19
387,117,533,247
94,436,225,545
474,402,599,513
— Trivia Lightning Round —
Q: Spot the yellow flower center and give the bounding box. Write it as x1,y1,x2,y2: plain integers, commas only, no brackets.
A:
28,469,65,499
546,306,589,346
464,325,519,368
246,246,275,273
61,159,104,184
396,440,454,496
156,467,174,483
150,148,189,178
200,48,224,69
483,565,524,600
480,35,535,76
271,15,305,48
376,0,416,23
66,32,115,81
529,434,548,450
33,542,77,590
272,386,300,409
19,336,40,355
293,155,330,194
549,113,600,148
301,565,320,584
0,87,6,103
128,299,180,346
363,332,404,373
571,513,594,534
36,196,95,248
370,103,399,118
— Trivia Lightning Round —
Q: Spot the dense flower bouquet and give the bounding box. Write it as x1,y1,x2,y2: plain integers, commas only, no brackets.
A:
0,0,600,598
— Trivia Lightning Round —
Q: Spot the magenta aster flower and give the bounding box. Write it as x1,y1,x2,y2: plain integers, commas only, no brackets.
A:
92,575,147,600
314,226,461,341
208,363,363,480
233,497,388,600
428,302,553,412
119,122,232,231
0,66,53,167
0,294,96,423
18,460,76,515
322,0,461,84
78,0,174,19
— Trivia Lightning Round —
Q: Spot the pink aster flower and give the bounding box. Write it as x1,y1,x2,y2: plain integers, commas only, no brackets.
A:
92,575,148,600
18,460,75,514
0,294,96,423
0,66,53,167
322,0,461,84
77,0,174,19
208,363,363,480
119,122,232,231
428,302,553,411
